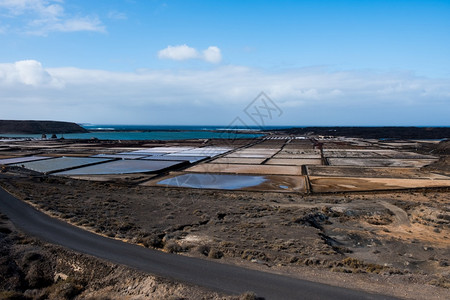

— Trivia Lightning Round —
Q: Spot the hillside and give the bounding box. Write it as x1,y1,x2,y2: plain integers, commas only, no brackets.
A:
0,120,88,134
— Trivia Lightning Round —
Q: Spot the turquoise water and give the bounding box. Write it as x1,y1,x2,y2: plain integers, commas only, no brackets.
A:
82,124,290,131
0,124,275,140
0,130,264,140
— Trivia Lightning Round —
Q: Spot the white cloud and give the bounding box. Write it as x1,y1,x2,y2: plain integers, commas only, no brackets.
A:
0,60,449,125
0,0,105,35
158,44,199,61
0,60,63,87
158,44,222,63
0,0,61,16
42,16,104,33
202,46,222,63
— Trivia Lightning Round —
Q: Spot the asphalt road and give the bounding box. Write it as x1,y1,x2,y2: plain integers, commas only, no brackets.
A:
0,186,397,300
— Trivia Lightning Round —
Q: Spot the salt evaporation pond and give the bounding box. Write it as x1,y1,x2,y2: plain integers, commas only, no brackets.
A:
55,159,185,175
0,156,51,165
12,157,111,174
157,173,267,190
142,155,208,163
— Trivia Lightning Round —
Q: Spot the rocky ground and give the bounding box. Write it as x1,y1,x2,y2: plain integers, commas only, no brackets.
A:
0,173,448,299
0,138,449,299
0,211,260,300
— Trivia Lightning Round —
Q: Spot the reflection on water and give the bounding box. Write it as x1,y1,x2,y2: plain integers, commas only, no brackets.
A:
158,173,267,190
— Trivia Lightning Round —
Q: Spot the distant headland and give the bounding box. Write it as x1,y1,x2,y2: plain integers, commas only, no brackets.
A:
0,120,88,134
280,126,450,139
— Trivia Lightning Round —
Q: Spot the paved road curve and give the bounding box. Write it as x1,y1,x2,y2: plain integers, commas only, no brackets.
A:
0,187,397,300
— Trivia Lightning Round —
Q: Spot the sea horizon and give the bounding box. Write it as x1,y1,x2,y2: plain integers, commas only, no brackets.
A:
1,124,448,141
80,124,294,131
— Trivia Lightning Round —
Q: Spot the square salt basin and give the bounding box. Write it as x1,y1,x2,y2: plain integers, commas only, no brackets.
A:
118,151,166,156
135,147,195,154
150,173,306,192
327,158,437,168
0,156,51,165
211,157,266,164
54,159,187,175
196,147,233,151
265,158,323,166
61,174,158,182
381,151,436,159
13,157,112,174
306,166,450,180
224,153,270,158
185,163,303,175
45,153,97,158
149,147,196,151
276,149,320,154
16,145,65,149
166,152,227,158
249,143,284,148
121,147,194,155
123,151,176,155
234,148,280,154
91,154,149,160
322,150,387,158
228,149,278,156
281,144,314,150
104,147,148,152
273,154,322,159
171,147,232,156
309,176,450,193
142,155,209,163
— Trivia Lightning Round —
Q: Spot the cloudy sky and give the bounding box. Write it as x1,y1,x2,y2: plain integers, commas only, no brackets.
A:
0,0,449,126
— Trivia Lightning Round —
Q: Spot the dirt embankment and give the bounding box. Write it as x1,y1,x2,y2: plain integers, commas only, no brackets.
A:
0,120,88,134
420,140,450,175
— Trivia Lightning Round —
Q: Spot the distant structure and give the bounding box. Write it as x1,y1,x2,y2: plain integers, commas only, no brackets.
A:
41,134,47,139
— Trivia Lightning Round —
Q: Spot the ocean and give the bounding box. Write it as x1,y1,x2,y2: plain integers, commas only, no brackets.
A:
0,125,292,141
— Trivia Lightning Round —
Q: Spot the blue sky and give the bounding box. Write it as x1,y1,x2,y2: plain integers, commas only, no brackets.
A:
0,0,449,125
